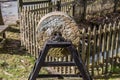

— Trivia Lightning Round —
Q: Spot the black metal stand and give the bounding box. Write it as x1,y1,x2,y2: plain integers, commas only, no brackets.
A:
28,32,92,80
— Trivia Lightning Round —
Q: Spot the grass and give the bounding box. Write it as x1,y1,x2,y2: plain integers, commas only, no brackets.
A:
0,24,120,80
0,24,48,80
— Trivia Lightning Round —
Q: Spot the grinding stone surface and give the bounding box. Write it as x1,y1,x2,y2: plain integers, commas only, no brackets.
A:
36,11,80,57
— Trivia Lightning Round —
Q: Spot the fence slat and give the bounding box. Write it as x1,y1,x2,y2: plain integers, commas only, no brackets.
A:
81,28,86,64
92,27,97,76
105,23,112,73
96,25,102,75
101,24,107,74
86,27,91,71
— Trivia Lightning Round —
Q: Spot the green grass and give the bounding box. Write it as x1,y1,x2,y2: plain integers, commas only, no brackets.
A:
0,54,34,80
0,24,48,80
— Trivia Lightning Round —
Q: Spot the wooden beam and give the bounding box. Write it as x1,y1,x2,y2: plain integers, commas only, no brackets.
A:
0,3,4,25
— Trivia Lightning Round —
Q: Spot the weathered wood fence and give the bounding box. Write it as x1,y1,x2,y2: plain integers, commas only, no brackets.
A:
18,0,120,78
18,0,120,20
80,21,120,77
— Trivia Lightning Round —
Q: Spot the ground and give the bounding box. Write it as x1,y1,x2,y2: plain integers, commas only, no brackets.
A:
0,25,48,80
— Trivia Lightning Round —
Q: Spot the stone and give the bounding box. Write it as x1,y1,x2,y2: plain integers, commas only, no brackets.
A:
36,11,80,57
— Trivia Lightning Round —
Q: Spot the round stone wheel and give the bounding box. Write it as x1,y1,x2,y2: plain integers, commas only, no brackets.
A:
36,11,80,57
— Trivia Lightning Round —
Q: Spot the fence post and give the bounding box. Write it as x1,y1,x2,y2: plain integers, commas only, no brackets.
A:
82,0,87,20
18,0,23,13
92,26,97,76
72,1,75,17
81,28,86,64
102,24,107,74
86,27,91,70
113,0,119,12
114,22,120,69
0,3,4,25
105,23,112,74
56,0,61,11
49,0,52,12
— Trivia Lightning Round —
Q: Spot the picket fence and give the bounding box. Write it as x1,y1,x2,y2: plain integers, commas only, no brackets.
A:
18,0,120,78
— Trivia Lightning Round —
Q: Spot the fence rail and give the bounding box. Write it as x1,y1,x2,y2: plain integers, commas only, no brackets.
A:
18,0,120,78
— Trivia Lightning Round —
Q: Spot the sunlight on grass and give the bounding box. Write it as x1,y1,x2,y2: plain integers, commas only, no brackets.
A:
0,24,48,80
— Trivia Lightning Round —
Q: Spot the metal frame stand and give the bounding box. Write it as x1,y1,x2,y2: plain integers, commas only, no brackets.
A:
28,32,92,80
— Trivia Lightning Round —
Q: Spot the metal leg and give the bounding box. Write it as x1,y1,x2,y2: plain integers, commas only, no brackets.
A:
67,46,92,80
3,32,6,39
28,45,50,80
28,41,92,80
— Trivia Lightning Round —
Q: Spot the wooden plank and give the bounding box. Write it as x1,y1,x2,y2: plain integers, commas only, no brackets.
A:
38,74,82,78
111,22,116,72
0,0,16,2
22,0,49,5
81,28,86,64
42,62,76,67
105,23,112,73
29,1,75,12
92,27,97,76
117,22,120,58
86,27,91,71
114,22,120,68
96,25,102,75
0,25,8,34
102,24,107,74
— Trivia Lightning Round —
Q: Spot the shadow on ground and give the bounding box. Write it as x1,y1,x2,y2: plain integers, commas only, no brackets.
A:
7,26,20,33
0,24,27,56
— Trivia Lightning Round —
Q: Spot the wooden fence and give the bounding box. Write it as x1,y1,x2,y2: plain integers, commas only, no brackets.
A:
80,21,120,77
18,0,120,20
18,0,120,78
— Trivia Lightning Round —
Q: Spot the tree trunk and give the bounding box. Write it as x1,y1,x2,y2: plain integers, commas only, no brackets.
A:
0,3,4,25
